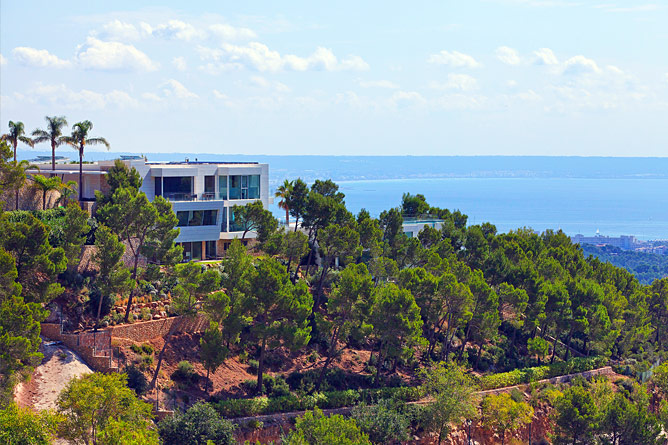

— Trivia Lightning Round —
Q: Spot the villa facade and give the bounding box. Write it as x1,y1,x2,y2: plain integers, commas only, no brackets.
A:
28,157,271,261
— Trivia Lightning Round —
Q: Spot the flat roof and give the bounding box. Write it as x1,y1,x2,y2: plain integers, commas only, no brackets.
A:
26,169,107,175
145,161,259,166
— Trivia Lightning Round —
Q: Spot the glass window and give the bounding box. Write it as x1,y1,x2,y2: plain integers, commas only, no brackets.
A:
154,177,162,196
188,210,203,226
192,242,202,261
176,211,189,227
229,176,240,199
218,175,228,200
181,242,192,262
204,176,215,193
205,240,217,259
221,207,228,232
202,210,218,226
249,175,260,199
229,208,245,232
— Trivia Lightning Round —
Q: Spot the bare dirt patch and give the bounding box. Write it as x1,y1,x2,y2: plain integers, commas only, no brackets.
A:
14,338,93,411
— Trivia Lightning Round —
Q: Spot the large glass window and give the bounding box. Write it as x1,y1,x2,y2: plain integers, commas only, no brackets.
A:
176,210,217,227
189,210,203,226
218,175,228,200
203,176,215,199
154,177,162,197
176,211,189,227
221,207,228,232
249,175,260,199
229,176,240,199
192,242,202,261
229,175,260,200
163,177,193,200
181,242,192,262
229,208,245,232
202,209,217,225
205,240,217,259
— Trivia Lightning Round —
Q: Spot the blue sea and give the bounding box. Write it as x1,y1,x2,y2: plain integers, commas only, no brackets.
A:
273,177,668,241
17,150,668,240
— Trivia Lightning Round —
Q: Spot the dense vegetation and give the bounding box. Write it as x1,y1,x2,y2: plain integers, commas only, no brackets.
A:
581,244,668,285
2,115,668,442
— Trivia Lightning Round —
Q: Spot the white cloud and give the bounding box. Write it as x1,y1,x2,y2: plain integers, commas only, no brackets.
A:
506,80,518,88
665,73,668,83
598,4,663,13
12,47,71,68
358,79,399,89
208,24,257,41
151,20,204,41
172,56,187,71
25,83,138,109
249,75,290,92
390,91,426,108
495,46,521,65
563,55,601,75
0,53,6,66
75,37,158,72
212,89,229,100
516,89,542,101
197,43,369,72
427,50,481,68
533,48,559,65
94,20,142,41
160,79,198,100
429,74,479,91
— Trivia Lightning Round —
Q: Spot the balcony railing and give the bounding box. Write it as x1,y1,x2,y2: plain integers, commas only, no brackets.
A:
161,192,261,202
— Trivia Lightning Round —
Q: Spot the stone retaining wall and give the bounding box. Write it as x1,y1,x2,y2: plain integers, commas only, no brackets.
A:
108,314,209,342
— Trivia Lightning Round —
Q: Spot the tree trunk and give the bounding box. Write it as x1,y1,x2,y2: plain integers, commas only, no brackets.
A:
13,142,18,210
150,323,177,390
374,342,384,386
285,208,289,227
78,147,83,201
42,190,47,211
206,368,210,394
124,254,141,323
315,328,340,391
293,216,299,232
256,335,267,394
51,141,56,172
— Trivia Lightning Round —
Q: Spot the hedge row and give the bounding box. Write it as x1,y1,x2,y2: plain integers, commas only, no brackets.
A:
214,357,607,418
477,356,608,390
214,386,421,418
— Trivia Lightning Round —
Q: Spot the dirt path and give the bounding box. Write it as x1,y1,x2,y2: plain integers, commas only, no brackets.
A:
14,338,93,411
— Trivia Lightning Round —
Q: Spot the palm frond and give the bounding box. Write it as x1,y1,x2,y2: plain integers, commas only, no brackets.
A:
86,137,110,149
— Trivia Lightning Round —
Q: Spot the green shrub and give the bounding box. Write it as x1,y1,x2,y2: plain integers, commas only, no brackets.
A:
247,359,259,374
172,361,196,384
130,344,143,354
158,401,235,445
351,399,411,444
477,357,607,390
214,386,420,418
125,365,148,395
141,343,155,355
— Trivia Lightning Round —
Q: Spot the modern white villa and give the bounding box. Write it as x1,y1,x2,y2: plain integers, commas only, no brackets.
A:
28,157,271,261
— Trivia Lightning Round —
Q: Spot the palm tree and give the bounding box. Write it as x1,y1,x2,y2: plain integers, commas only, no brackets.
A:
275,179,293,226
64,121,109,201
31,174,63,210
1,121,34,209
32,116,68,171
56,180,78,207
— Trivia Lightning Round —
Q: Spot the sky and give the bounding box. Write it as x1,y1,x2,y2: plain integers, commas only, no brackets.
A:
1,0,667,157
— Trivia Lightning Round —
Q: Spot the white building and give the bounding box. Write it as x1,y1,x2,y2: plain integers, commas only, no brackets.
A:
28,157,271,261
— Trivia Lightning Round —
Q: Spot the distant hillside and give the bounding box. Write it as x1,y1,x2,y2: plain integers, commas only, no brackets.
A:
581,244,668,284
